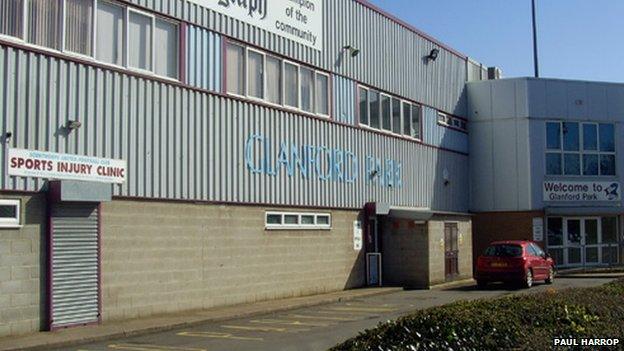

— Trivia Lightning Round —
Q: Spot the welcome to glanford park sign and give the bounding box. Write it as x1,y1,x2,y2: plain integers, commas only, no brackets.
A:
543,181,621,202
8,148,127,184
188,0,323,50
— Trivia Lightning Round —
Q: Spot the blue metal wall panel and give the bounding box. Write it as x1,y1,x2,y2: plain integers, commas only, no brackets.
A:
333,75,356,125
186,25,221,92
423,106,469,154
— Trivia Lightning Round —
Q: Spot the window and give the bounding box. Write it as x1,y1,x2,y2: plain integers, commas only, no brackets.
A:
357,86,422,139
265,212,331,230
128,10,152,71
27,0,62,50
65,0,93,56
247,50,264,99
381,94,391,131
300,67,314,112
358,87,369,126
0,199,20,228
411,105,421,139
284,62,299,108
369,91,380,129
0,0,24,38
402,102,411,136
226,43,245,95
96,1,124,66
315,73,329,116
546,121,616,176
547,217,563,246
266,56,282,104
437,112,467,132
391,98,401,134
154,19,178,79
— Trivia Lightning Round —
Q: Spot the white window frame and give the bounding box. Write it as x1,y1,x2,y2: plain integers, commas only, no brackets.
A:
314,71,330,118
153,16,180,80
265,211,332,231
0,199,21,229
358,86,371,127
264,53,283,106
282,59,301,109
245,47,266,102
379,93,392,132
126,7,155,75
62,0,96,59
410,102,423,140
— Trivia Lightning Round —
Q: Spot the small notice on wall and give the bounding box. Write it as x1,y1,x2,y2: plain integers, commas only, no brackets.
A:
353,220,363,251
532,218,544,242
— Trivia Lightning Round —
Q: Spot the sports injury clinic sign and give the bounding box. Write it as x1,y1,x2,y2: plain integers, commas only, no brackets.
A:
188,0,323,50
8,148,127,184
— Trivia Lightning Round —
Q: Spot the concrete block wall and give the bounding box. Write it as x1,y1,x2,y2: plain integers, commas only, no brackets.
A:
0,193,46,338
381,219,428,287
101,199,365,322
428,218,473,286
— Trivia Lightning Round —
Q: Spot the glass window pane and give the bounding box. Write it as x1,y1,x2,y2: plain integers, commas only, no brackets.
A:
300,67,314,112
583,154,599,176
0,0,24,38
266,56,282,104
226,43,245,95
600,154,616,176
562,122,579,151
315,74,329,115
0,205,17,218
547,218,563,246
65,0,93,55
128,11,152,70
284,63,299,107
546,153,562,175
402,102,411,136
301,215,315,225
381,95,391,131
602,217,617,244
266,214,281,225
391,98,401,134
316,215,330,225
585,219,598,245
411,105,421,139
546,122,561,150
284,215,298,225
547,248,564,266
96,1,124,65
154,19,178,78
247,50,264,99
27,0,62,49
582,124,597,151
358,88,369,125
564,153,580,175
369,91,380,129
599,123,615,152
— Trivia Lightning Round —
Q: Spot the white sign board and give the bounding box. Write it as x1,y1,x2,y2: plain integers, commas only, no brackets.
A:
543,181,621,202
353,220,363,251
187,0,323,50
532,217,544,242
8,148,127,184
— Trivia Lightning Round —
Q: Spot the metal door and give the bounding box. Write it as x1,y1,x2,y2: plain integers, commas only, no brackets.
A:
49,203,101,329
444,223,459,280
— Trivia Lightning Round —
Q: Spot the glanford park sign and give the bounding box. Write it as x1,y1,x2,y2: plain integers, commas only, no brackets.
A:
8,148,127,184
188,0,323,50
543,181,621,202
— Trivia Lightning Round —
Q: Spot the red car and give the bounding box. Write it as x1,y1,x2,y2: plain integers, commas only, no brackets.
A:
475,240,555,288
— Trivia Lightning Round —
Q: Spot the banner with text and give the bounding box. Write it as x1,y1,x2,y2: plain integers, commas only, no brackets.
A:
543,181,621,202
8,148,127,184
187,0,323,50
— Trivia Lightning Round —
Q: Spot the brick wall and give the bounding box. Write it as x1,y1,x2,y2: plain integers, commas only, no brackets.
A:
0,193,47,338
101,199,366,322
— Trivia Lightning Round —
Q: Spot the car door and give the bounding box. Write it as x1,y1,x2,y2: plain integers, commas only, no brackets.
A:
530,243,548,278
526,244,544,278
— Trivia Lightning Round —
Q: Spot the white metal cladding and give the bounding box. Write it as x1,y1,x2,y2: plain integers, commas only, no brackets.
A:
0,45,469,212
51,203,100,328
422,106,469,154
123,0,469,116
187,24,222,91
333,75,356,125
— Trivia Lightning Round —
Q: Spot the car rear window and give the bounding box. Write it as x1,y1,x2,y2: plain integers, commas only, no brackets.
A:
484,244,523,257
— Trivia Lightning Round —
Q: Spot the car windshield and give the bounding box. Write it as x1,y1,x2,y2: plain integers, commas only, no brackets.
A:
484,244,523,257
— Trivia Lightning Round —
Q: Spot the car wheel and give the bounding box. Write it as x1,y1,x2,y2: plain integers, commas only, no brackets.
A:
523,269,533,289
477,280,487,289
545,266,555,284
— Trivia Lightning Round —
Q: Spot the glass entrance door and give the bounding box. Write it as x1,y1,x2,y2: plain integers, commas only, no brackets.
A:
548,217,617,267
584,218,601,264
565,219,582,266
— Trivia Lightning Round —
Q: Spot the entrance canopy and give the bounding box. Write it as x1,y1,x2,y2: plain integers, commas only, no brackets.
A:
374,203,471,221
545,206,622,216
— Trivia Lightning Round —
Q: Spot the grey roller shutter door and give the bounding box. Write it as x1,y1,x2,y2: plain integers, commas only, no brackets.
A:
50,203,100,328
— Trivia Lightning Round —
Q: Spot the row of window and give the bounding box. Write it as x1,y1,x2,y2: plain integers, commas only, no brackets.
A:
0,0,179,78
438,112,468,132
0,199,20,228
358,86,422,139
546,121,616,176
265,212,331,230
226,43,330,116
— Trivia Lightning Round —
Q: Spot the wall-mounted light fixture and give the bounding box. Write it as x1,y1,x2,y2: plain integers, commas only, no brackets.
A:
3,132,12,141
427,48,440,62
343,45,360,58
66,120,82,130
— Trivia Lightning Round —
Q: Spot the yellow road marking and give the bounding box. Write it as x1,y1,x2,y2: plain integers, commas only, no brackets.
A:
288,314,358,321
326,306,396,313
108,344,207,351
221,325,288,333
177,331,263,341
250,318,329,327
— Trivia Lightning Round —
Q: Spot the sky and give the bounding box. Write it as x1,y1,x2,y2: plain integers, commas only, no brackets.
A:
369,0,624,83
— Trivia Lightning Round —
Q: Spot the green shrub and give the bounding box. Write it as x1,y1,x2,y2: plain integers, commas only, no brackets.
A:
331,279,624,351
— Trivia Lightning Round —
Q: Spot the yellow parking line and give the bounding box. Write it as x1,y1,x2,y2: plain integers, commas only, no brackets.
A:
221,325,289,333
250,318,329,327
288,314,358,321
108,344,207,351
177,331,263,341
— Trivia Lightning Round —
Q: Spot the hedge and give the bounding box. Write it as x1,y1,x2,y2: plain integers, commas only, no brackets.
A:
331,279,624,351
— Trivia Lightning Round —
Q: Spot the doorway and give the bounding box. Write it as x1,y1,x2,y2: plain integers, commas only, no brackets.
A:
444,223,459,281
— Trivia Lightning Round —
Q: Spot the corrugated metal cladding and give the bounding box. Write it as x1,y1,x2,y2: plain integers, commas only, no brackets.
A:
186,24,222,91
0,46,468,212
422,106,469,154
333,75,356,125
51,203,100,328
125,0,469,117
